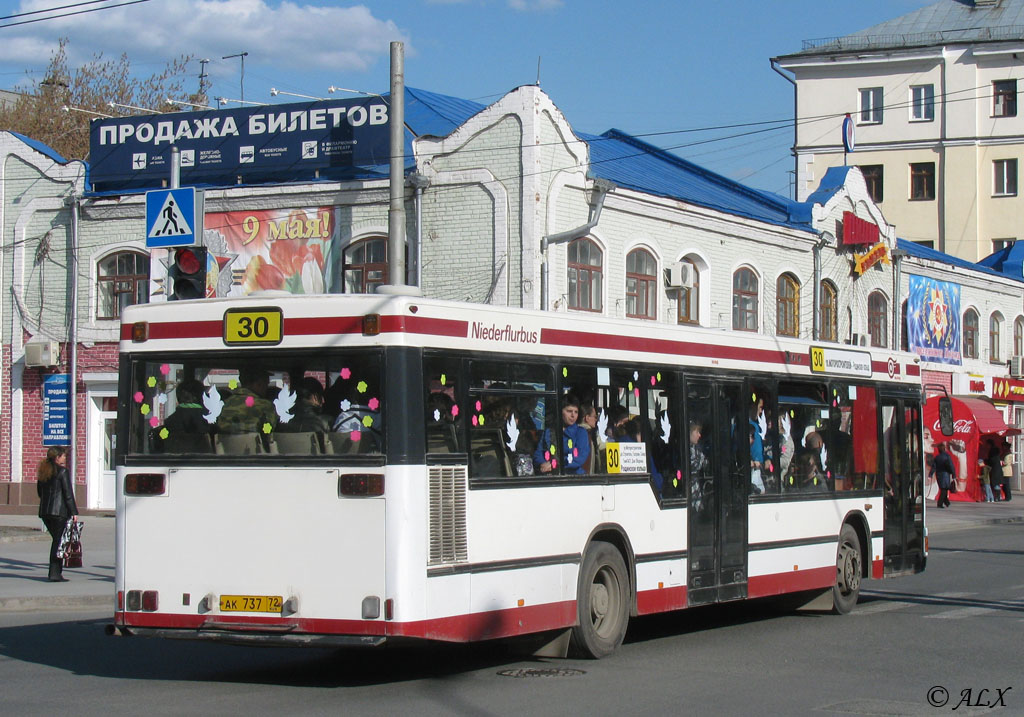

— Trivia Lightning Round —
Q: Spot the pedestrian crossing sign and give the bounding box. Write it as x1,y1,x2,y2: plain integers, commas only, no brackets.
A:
146,187,198,248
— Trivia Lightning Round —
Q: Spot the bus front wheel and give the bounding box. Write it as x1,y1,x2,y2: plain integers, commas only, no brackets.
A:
833,524,862,614
570,541,629,658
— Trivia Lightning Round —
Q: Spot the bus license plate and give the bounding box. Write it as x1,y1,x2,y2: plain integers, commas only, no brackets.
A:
223,308,283,346
219,594,283,613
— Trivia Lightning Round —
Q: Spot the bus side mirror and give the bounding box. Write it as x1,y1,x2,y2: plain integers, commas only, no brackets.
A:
938,397,954,436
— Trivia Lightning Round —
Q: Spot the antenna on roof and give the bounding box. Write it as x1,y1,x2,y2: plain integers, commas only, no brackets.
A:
536,56,541,87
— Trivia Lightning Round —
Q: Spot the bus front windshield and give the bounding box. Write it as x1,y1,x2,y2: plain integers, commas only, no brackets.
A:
125,350,383,457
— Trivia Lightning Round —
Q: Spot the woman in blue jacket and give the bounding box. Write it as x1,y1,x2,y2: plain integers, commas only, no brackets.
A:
534,395,590,475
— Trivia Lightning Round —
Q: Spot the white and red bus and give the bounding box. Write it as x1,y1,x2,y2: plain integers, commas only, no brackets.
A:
112,293,926,657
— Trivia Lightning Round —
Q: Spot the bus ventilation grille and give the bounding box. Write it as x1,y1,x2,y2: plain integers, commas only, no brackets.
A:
428,465,468,565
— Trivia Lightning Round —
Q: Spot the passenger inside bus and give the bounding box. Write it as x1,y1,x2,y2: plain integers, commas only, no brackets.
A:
159,379,213,453
216,367,278,435
534,394,589,475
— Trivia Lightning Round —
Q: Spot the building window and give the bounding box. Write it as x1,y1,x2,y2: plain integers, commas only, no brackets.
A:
859,165,883,203
820,280,838,342
1015,316,1024,357
994,239,1016,253
677,259,699,325
868,291,888,348
993,79,1017,118
97,251,149,320
343,237,388,293
900,300,909,352
991,312,1004,363
964,309,979,360
910,162,936,201
994,159,1018,196
567,237,603,312
732,267,759,332
912,239,935,250
775,273,800,337
625,248,657,320
910,84,935,121
859,87,883,124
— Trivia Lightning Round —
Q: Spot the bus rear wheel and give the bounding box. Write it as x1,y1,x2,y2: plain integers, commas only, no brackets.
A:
570,541,629,658
833,524,862,614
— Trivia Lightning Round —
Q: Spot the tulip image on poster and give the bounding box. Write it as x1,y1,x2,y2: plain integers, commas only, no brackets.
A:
203,207,335,297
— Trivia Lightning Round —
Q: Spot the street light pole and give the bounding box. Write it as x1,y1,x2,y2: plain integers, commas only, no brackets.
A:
222,52,248,103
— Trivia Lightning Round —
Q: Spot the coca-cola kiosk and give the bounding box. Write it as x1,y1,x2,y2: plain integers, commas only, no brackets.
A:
923,395,1017,502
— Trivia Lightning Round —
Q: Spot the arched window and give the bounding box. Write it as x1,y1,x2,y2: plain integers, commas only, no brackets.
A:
990,312,1004,363
732,267,758,331
567,238,602,312
343,237,388,294
97,250,149,320
677,259,700,325
625,248,657,319
868,291,888,348
964,309,979,359
1015,316,1024,356
819,280,838,342
775,273,800,337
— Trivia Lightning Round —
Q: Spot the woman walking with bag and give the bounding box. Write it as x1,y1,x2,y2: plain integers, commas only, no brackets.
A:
36,446,78,582
930,443,954,509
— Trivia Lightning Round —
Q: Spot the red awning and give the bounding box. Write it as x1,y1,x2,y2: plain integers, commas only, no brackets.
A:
953,396,1022,436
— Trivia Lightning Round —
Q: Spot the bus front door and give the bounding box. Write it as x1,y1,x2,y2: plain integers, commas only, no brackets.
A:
686,380,749,606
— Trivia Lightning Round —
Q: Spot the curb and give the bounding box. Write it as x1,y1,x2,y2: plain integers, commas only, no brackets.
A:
0,594,112,612
0,528,49,543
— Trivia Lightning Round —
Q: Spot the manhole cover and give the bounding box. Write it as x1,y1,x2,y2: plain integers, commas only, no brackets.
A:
497,668,586,678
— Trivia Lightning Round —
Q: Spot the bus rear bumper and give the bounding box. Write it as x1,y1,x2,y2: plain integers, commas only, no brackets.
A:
107,622,386,648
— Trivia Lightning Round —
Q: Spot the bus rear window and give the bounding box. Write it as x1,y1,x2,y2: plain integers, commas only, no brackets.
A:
125,351,383,457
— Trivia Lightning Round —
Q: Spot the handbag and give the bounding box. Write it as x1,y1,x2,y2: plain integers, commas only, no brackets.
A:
948,478,957,494
58,520,83,569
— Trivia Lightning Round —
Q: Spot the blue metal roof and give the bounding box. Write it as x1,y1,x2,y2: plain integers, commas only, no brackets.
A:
585,129,811,231
897,238,1020,281
976,241,1024,280
9,131,68,164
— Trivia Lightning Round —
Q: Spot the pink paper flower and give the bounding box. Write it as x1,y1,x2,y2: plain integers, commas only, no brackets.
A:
341,368,351,380
351,430,362,442
245,396,255,407
451,405,459,418
368,397,379,411
133,391,143,403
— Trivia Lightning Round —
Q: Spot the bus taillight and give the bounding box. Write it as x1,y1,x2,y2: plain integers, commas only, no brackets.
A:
126,590,159,611
125,473,166,495
339,474,384,497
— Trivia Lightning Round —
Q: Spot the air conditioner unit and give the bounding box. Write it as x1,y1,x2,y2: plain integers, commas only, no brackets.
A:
665,262,694,289
25,340,59,368
1011,355,1024,379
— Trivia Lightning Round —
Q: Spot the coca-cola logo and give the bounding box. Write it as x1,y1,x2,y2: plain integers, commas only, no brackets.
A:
932,418,974,433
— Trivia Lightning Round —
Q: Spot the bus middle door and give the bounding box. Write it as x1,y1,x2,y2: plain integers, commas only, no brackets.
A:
686,379,749,606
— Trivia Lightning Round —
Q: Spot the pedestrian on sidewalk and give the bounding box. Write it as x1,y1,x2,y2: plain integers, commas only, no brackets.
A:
999,442,1013,502
36,446,78,582
985,439,1005,502
930,443,954,508
977,458,995,503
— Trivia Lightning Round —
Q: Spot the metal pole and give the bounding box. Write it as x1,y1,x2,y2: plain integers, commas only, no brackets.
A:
387,41,407,288
170,146,180,189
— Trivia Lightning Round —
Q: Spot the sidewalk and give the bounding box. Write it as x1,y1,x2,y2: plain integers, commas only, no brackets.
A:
0,500,1021,613
0,514,114,612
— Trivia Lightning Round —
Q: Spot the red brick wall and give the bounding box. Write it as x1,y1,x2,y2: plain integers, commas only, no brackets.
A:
3,337,119,507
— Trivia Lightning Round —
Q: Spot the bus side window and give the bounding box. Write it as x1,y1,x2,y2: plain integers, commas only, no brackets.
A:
749,382,773,495
645,373,679,498
424,357,463,455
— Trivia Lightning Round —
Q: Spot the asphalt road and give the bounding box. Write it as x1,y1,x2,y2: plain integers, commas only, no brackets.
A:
1,523,1021,716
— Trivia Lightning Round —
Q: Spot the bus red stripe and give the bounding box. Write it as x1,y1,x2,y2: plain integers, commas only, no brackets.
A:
746,566,835,599
636,586,687,615
541,327,791,365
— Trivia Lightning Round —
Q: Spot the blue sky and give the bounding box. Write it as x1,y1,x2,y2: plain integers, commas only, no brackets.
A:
0,0,935,196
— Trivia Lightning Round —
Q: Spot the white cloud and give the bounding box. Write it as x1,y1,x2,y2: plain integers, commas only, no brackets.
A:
507,0,563,9
1,1,409,80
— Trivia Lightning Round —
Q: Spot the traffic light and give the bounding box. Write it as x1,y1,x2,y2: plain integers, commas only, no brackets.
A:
167,246,207,301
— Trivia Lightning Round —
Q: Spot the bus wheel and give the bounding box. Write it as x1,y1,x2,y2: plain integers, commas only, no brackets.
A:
833,524,862,615
570,541,629,658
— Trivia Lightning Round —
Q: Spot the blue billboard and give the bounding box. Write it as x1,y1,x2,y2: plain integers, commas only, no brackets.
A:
907,275,962,365
42,373,71,446
88,98,391,192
